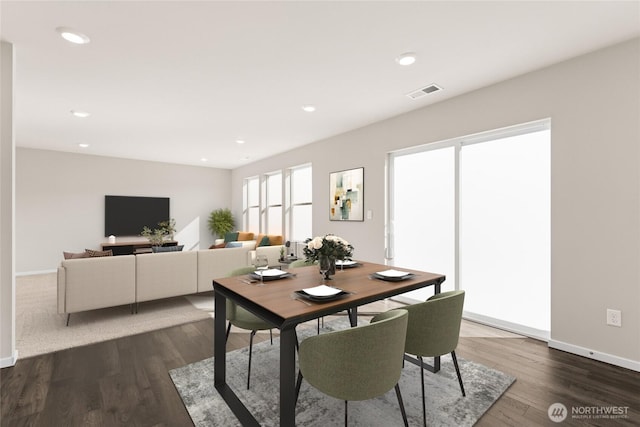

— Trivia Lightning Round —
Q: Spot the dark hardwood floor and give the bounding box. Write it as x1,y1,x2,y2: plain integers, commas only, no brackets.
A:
2,316,639,426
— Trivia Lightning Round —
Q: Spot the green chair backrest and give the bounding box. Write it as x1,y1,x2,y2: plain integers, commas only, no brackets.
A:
288,259,316,268
225,266,258,321
402,290,465,358
299,309,408,401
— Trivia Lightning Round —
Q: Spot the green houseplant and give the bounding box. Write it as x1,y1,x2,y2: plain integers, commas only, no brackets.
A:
141,218,176,246
208,208,235,239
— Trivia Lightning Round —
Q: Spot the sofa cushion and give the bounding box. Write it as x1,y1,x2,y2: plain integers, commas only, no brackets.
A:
237,232,255,241
85,249,113,257
224,231,239,243
63,251,89,260
152,245,184,253
257,235,271,247
255,234,284,247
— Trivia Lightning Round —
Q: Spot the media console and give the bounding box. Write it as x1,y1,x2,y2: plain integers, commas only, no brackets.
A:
101,240,178,255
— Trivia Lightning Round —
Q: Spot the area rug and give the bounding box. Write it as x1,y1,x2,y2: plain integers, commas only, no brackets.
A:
169,319,516,426
16,273,212,358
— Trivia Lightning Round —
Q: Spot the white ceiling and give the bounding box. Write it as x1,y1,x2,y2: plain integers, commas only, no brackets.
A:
2,1,639,169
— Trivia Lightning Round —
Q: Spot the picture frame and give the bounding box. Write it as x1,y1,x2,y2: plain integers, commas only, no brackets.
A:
329,167,364,221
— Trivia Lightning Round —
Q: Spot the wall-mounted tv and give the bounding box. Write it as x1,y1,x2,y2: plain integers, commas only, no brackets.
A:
105,195,170,237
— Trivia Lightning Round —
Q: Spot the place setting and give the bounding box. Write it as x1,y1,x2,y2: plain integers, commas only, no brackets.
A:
370,268,416,282
293,284,352,302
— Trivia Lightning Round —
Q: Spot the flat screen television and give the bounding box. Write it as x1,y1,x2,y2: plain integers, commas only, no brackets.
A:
105,195,170,237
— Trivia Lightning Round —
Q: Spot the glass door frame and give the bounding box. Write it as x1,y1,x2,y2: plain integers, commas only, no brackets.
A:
385,119,551,338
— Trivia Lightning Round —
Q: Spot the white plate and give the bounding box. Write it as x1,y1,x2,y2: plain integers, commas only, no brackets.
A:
335,260,357,266
254,268,287,277
302,285,343,297
375,269,411,278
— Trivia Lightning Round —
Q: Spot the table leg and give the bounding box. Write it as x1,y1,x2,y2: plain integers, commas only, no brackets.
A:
348,307,358,327
280,327,297,426
214,288,226,386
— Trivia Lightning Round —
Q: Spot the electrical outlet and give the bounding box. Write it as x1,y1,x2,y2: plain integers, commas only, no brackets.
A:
606,309,622,327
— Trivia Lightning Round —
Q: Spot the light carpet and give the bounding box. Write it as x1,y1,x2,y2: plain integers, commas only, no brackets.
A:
169,319,516,426
16,273,212,358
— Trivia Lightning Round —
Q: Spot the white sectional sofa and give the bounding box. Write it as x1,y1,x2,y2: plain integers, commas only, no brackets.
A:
58,255,137,325
57,245,271,324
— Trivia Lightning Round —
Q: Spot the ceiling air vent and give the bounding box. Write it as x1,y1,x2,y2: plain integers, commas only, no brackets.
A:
406,84,443,100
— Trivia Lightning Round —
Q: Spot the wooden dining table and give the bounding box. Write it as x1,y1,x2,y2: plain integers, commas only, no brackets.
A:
212,261,446,426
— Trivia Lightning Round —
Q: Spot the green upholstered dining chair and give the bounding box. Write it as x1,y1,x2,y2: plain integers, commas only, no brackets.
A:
225,266,274,390
295,309,410,427
288,258,316,268
398,290,466,427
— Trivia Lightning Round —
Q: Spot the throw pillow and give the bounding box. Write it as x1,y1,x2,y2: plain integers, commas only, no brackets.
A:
225,241,242,248
257,235,271,247
237,231,255,241
224,231,239,243
85,249,113,257
269,235,284,246
63,251,89,259
152,245,184,253
210,242,226,249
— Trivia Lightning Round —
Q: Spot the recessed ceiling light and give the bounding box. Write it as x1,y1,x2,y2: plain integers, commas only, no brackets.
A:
71,110,90,118
56,27,90,45
78,143,89,148
200,158,208,162
395,52,417,66
236,139,245,144
302,105,316,113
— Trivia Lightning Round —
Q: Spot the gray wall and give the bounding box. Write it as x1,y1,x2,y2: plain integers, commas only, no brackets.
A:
231,39,640,368
1,41,16,367
16,148,231,272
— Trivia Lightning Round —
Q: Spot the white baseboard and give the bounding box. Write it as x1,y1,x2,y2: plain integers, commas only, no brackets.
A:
16,269,56,276
549,339,640,373
0,350,18,368
462,311,550,342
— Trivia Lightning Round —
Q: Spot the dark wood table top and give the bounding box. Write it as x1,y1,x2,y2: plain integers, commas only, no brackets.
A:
213,261,446,329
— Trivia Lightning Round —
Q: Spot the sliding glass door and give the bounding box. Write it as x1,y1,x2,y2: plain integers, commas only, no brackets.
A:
388,121,550,337
390,145,457,300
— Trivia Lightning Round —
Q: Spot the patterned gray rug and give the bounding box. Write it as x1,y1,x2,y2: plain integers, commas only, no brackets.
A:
170,319,515,426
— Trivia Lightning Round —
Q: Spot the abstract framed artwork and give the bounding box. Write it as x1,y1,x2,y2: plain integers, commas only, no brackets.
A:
329,167,364,221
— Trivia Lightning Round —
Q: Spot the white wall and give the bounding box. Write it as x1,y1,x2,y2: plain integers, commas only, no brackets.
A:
1,41,17,367
231,38,640,368
16,148,232,273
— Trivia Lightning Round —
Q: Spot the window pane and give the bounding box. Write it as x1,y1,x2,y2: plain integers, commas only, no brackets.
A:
292,166,312,204
393,147,456,298
267,173,282,205
291,205,312,242
460,129,550,331
247,178,259,206
247,207,259,234
267,206,282,235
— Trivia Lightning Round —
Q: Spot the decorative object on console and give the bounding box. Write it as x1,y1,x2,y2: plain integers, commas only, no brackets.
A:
141,218,176,246
329,167,364,221
208,208,235,239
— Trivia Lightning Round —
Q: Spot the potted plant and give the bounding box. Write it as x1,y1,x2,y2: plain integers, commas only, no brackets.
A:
141,218,176,246
208,208,235,239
